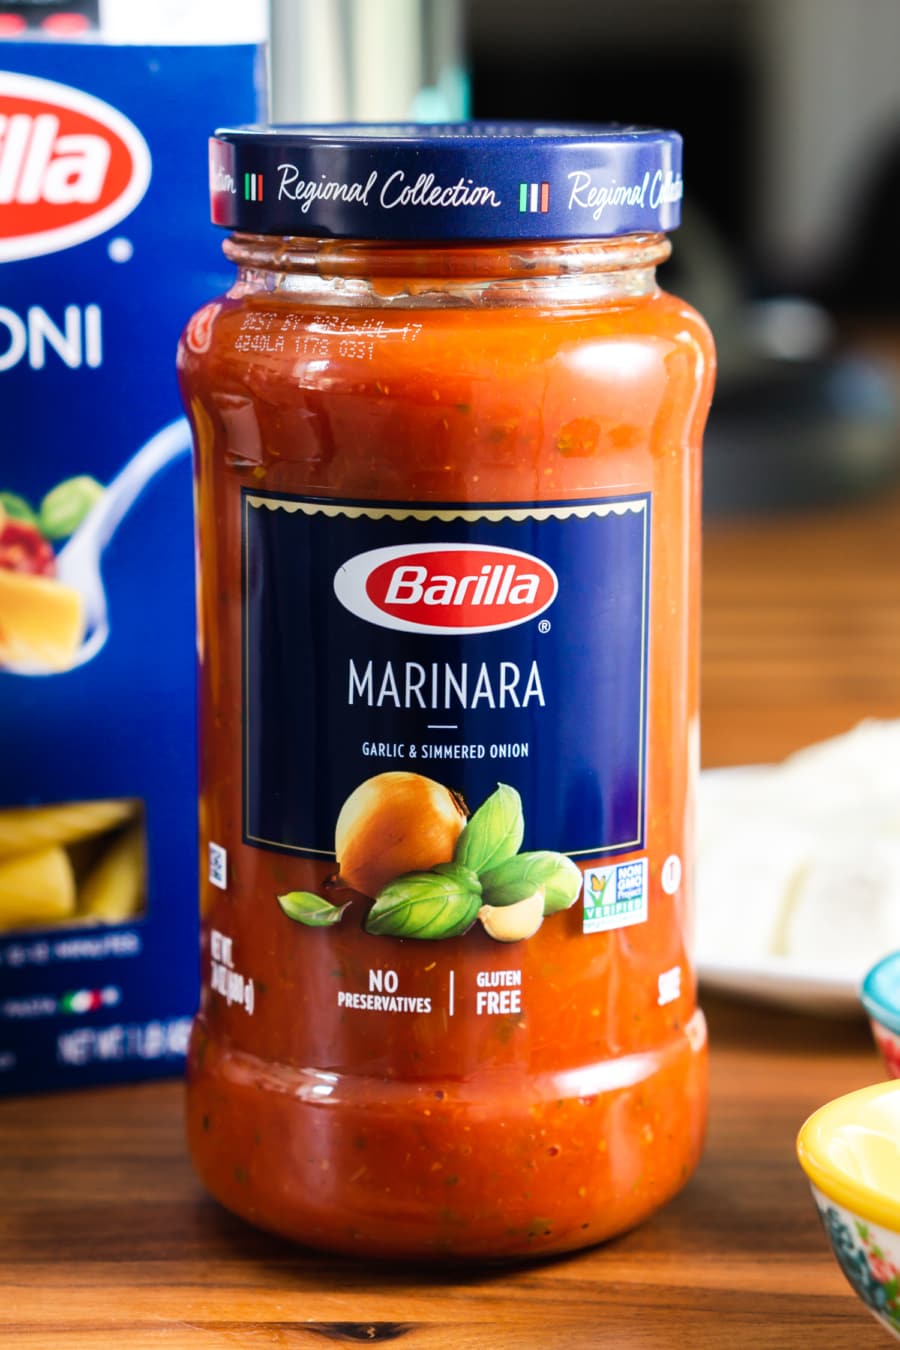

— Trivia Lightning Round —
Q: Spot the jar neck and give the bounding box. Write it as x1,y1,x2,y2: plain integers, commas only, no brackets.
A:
223,233,670,309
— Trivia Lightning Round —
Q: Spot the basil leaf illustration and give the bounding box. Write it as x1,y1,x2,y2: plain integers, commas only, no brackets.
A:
452,783,524,875
366,869,481,940
39,475,105,541
481,850,582,914
278,891,349,927
0,491,37,528
432,861,482,891
479,877,541,908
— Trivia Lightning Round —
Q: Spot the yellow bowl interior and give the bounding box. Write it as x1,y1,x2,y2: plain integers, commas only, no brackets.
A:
798,1081,900,1232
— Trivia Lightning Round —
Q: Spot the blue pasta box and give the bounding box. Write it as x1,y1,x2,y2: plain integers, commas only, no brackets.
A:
0,5,266,1093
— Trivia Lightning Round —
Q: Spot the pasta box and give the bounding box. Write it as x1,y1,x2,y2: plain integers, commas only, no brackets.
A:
0,23,265,1093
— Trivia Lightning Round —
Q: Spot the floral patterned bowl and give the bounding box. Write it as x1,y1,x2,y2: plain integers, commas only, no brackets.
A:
798,1081,900,1340
863,953,900,1078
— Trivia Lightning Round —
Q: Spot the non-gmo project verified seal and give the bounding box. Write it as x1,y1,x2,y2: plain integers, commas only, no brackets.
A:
582,858,648,934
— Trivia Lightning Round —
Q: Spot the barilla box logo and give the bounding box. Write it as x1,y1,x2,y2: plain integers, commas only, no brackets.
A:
0,72,151,261
334,543,559,635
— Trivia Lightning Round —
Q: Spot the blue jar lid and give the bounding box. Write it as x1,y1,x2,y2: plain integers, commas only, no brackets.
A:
209,122,683,241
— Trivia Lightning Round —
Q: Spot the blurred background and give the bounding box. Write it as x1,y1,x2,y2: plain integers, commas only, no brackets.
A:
1,0,897,510
266,0,900,517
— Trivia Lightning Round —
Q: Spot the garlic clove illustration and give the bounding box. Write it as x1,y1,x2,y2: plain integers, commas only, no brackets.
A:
478,887,545,942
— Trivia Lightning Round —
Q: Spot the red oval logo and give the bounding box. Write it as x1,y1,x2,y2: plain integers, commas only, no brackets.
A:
334,544,558,635
0,73,151,261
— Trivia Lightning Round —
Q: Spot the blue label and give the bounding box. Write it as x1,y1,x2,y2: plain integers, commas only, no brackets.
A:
243,492,649,862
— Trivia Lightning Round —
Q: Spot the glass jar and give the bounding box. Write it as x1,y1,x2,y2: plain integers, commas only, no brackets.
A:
178,124,716,1261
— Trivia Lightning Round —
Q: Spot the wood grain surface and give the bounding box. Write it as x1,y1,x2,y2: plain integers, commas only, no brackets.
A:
703,487,900,764
3,488,900,1348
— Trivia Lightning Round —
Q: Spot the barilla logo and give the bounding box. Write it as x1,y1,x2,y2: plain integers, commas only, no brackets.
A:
0,72,151,261
334,543,558,635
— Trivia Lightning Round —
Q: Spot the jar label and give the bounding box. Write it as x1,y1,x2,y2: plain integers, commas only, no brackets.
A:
242,491,650,880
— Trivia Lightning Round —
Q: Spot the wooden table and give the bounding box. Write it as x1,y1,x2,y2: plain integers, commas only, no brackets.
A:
3,489,900,1349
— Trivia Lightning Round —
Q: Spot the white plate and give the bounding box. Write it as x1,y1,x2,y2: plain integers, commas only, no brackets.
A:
695,726,900,1018
697,954,863,1017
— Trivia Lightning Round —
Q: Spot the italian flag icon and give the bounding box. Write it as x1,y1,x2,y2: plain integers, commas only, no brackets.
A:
519,181,550,213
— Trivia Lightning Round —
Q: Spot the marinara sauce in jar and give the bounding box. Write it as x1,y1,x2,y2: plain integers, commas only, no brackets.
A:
179,124,715,1260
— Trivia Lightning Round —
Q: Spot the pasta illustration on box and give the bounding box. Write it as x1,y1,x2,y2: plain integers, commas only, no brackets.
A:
0,420,191,677
0,799,144,932
0,478,101,672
